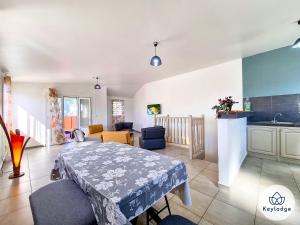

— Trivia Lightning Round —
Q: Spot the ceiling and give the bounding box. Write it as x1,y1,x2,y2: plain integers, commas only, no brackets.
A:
0,0,300,97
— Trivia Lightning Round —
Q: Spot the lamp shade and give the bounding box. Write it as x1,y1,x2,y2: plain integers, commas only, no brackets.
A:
150,55,162,66
94,83,101,89
10,132,25,168
292,37,300,48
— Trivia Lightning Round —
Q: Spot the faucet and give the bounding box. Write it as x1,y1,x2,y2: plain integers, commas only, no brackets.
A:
273,113,282,123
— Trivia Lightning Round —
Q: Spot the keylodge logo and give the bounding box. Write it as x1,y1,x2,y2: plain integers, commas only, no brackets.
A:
269,192,285,205
258,185,295,221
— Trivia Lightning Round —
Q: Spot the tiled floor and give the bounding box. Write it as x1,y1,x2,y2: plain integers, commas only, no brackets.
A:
0,139,300,225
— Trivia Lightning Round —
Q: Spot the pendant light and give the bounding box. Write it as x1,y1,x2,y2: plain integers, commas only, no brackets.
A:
292,20,300,48
94,77,101,90
150,42,162,66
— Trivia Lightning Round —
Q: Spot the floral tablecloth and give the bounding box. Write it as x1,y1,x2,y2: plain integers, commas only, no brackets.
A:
56,141,191,225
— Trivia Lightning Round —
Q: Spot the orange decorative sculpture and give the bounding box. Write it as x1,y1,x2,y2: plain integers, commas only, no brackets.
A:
0,115,30,179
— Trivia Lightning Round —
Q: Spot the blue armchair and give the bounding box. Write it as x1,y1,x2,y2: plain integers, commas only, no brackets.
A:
139,126,166,150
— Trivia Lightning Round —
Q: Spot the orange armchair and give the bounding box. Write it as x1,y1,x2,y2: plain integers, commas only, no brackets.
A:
101,131,133,146
88,124,103,139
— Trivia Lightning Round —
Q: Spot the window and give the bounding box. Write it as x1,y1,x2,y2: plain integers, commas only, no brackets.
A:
112,100,124,117
112,100,124,127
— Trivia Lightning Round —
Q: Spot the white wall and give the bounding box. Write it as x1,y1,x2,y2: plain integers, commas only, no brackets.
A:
12,82,107,147
107,96,134,130
133,59,243,162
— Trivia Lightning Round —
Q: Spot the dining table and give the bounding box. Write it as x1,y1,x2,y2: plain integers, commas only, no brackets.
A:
55,141,192,225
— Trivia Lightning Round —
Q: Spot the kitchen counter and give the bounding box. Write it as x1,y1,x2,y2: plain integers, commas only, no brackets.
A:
248,121,300,127
217,116,248,187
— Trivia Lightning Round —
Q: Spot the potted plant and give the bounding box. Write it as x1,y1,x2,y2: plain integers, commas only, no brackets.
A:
212,96,239,115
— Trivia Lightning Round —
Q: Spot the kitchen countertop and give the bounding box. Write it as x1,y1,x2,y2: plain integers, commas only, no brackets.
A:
217,111,254,119
248,121,300,127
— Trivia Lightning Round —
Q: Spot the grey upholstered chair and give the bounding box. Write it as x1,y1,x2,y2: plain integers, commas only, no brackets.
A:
159,215,196,225
29,180,97,225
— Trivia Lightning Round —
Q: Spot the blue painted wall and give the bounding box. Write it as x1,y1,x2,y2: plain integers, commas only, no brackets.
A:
243,46,300,97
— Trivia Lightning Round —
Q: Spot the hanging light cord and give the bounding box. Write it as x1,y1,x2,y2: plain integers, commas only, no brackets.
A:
154,42,159,56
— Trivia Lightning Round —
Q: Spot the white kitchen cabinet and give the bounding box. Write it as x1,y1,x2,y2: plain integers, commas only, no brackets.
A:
280,128,300,160
247,126,277,156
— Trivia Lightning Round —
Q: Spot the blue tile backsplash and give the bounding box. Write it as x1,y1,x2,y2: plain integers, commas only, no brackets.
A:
244,94,300,123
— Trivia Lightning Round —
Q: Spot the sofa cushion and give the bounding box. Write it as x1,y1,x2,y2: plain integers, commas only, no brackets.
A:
115,122,133,131
29,180,97,225
88,124,103,134
101,131,131,145
88,132,102,139
115,123,123,131
122,122,133,129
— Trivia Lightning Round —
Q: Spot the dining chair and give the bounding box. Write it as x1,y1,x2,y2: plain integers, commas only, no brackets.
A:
29,180,97,225
158,215,196,225
146,196,171,225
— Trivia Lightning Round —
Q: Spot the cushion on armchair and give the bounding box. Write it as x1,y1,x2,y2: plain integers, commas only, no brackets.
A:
88,124,103,139
101,131,133,145
141,126,165,139
139,126,165,150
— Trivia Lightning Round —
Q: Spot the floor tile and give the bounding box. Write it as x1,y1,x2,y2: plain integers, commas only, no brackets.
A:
244,156,263,168
261,160,293,179
289,163,300,175
188,159,210,170
186,164,204,180
216,184,258,215
255,216,275,225
293,174,300,184
259,175,300,196
30,175,54,192
205,163,218,173
174,155,190,164
0,173,31,189
29,162,52,180
198,219,213,225
172,188,213,217
189,174,219,197
200,168,218,184
0,206,33,225
0,181,31,201
203,199,255,225
0,192,30,217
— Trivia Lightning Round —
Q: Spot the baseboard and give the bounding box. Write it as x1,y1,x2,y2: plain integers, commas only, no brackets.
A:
25,145,45,149
132,129,140,133
248,152,277,161
166,142,189,149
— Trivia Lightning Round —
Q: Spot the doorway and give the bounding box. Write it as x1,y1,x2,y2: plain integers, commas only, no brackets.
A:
63,97,91,139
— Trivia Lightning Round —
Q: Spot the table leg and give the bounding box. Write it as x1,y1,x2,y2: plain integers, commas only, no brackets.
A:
164,196,171,215
147,207,162,224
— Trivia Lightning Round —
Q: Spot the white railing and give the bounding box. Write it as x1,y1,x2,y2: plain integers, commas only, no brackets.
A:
154,115,205,160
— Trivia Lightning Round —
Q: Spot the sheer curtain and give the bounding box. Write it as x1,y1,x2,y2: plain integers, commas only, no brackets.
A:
48,88,65,144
